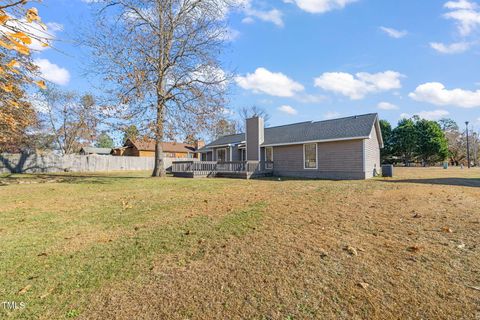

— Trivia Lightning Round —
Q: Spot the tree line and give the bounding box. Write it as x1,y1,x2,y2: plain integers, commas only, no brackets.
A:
380,116,479,166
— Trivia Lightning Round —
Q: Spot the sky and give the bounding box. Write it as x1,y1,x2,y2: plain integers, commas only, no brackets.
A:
31,0,480,132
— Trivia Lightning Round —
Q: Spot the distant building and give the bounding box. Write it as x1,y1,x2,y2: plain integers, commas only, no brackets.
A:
112,139,204,159
79,147,112,156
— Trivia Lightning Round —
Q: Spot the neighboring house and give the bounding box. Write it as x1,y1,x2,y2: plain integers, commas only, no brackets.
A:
112,139,203,158
79,147,112,156
197,113,383,180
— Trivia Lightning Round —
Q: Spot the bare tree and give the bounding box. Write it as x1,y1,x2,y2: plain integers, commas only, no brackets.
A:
213,118,239,139
83,0,232,176
237,105,270,132
38,87,100,155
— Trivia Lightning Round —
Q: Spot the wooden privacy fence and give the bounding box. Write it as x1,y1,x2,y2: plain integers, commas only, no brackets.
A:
0,153,183,174
172,160,274,179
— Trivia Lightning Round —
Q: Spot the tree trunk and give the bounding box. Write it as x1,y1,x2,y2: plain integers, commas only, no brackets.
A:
152,104,166,177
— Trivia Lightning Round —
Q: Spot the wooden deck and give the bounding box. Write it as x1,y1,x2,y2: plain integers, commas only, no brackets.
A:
171,161,274,179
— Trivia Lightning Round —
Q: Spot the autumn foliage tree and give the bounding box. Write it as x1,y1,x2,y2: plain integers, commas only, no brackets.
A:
84,0,232,176
1,1,50,151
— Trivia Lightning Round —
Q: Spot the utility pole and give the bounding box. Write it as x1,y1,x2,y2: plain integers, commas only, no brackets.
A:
466,121,470,168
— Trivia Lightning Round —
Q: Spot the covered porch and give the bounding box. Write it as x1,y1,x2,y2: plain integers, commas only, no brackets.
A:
172,160,274,179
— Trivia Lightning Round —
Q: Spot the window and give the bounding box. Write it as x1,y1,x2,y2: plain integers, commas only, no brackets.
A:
239,149,246,161
304,143,317,169
265,147,273,162
216,148,227,162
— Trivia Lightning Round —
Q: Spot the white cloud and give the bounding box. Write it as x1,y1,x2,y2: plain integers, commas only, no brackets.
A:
314,71,403,100
323,111,341,119
244,8,284,27
1,19,63,52
46,22,64,32
400,110,450,120
222,107,236,116
380,26,408,38
443,0,480,36
278,105,298,115
445,0,478,10
409,82,480,108
29,93,49,114
233,0,284,27
377,102,399,110
430,41,471,53
294,93,326,103
235,68,304,97
34,58,70,86
241,16,255,24
191,65,228,89
222,27,241,42
284,0,357,14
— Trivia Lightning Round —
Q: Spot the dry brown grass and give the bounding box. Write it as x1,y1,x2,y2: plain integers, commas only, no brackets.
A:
84,168,480,320
1,168,479,319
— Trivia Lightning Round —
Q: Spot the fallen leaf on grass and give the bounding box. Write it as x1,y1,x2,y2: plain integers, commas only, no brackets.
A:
407,246,421,253
122,200,132,210
40,288,54,299
18,284,31,295
412,212,422,218
357,282,370,289
37,252,48,257
441,227,453,233
344,246,358,256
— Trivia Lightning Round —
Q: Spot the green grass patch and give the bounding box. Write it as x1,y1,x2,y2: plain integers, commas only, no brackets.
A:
0,173,265,319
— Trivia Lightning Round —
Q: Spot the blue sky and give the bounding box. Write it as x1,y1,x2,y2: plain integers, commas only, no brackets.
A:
33,0,480,131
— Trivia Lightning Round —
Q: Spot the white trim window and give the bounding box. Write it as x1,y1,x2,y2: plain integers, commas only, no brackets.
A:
303,143,317,169
216,148,227,162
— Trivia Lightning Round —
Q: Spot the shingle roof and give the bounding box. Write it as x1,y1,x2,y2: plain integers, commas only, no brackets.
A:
202,113,379,149
127,139,196,153
204,133,245,147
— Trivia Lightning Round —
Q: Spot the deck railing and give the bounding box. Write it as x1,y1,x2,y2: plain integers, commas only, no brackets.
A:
172,160,274,177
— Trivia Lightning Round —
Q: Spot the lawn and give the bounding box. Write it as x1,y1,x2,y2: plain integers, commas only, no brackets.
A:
0,168,479,319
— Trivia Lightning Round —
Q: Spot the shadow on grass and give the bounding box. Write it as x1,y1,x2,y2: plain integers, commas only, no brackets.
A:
379,178,480,188
0,173,148,186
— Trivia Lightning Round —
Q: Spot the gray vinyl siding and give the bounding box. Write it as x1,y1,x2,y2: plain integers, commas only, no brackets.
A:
272,140,365,180
231,145,241,161
363,125,381,179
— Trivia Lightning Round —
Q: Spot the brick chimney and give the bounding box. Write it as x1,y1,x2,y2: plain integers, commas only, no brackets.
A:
246,117,264,161
194,140,205,150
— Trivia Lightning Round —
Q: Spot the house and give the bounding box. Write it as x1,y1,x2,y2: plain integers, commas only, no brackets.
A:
79,147,112,156
196,113,383,180
112,139,203,159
